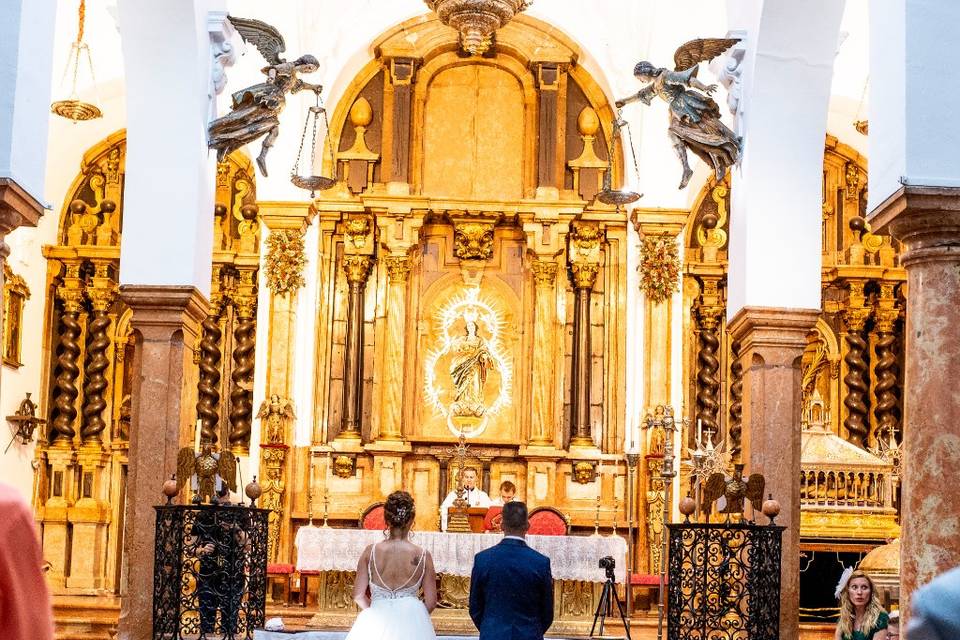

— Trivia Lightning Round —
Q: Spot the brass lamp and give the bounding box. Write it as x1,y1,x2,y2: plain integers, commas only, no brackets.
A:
425,0,531,55
4,393,44,453
51,0,103,122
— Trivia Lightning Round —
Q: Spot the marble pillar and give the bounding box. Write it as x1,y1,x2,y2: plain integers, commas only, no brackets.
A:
379,254,412,441
530,259,560,446
870,186,960,612
338,255,373,441
116,286,206,640
728,306,818,640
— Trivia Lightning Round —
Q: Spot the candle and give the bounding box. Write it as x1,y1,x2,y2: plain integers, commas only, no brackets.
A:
696,418,702,447
194,418,202,451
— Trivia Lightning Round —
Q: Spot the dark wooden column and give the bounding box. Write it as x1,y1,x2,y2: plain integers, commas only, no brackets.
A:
534,63,561,191
387,57,419,184
339,255,373,439
569,262,599,447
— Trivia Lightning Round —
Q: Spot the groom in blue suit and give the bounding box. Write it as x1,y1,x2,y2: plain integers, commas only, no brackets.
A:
469,501,554,640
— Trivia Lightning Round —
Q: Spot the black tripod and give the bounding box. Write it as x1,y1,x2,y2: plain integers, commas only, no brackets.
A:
590,557,631,639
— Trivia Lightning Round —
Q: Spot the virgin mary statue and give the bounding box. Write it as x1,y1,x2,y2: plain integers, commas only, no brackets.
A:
449,314,495,418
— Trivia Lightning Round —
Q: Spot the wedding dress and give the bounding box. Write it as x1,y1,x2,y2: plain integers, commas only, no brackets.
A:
344,542,437,640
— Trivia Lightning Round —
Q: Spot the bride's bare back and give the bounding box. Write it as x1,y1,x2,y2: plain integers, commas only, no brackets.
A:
353,537,438,611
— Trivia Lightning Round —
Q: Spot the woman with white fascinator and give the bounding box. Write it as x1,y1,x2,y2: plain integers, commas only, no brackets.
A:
835,567,889,640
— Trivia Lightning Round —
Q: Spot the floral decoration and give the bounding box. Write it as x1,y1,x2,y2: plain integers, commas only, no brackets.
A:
263,229,306,296
639,234,680,304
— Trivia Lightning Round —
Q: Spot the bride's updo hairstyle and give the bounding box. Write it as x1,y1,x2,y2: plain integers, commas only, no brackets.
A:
384,490,416,529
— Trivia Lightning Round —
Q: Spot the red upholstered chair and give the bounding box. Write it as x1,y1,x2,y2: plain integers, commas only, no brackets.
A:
358,502,386,530
483,506,503,532
527,506,570,536
630,573,668,612
266,563,295,606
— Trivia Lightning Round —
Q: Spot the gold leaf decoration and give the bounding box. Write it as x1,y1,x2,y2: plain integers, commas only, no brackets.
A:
639,234,680,304
263,229,306,296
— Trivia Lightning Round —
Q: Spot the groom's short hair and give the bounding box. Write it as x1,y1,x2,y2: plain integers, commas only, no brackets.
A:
501,501,528,533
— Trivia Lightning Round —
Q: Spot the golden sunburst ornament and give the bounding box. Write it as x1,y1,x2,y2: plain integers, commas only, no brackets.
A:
51,0,102,123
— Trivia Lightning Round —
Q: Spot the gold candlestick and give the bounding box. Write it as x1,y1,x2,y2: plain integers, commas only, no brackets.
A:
593,494,602,536
307,453,315,525
322,488,330,528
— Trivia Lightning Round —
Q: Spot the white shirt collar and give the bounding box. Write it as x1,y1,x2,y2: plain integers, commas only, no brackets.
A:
503,535,526,542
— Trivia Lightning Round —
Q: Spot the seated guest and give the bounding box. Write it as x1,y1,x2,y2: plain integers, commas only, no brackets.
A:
491,480,516,506
886,611,899,640
835,569,888,640
439,467,490,531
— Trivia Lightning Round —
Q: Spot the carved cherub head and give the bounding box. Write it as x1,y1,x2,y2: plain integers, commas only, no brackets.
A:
573,461,595,484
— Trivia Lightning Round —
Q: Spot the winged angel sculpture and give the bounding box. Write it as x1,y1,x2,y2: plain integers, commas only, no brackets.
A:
176,443,237,504
701,462,765,521
208,17,322,177
616,38,741,189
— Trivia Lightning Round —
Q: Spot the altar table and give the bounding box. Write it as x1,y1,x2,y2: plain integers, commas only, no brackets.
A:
294,527,627,583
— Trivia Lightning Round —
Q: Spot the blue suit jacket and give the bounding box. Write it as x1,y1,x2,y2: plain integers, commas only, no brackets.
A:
469,538,554,640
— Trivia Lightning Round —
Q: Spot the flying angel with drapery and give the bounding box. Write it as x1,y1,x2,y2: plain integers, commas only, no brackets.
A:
208,16,322,177
616,38,742,189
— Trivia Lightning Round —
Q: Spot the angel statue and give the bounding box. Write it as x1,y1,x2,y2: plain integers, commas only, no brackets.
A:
616,38,742,189
176,442,237,504
256,394,295,445
208,16,322,177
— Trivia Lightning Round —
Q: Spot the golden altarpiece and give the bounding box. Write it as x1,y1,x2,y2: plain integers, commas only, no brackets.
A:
28,13,903,635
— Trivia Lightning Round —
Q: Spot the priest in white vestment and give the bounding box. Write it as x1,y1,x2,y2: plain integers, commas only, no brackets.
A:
440,467,491,531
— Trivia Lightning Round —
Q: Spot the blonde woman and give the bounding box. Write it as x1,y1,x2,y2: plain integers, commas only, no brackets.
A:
835,569,889,640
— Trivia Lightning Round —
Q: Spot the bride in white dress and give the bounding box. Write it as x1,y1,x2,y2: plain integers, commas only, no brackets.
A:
346,490,438,640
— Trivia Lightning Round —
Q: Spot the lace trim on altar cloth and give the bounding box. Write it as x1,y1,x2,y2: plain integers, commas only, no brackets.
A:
295,528,627,583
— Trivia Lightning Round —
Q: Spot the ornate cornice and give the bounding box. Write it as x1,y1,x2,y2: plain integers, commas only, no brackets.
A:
453,220,496,261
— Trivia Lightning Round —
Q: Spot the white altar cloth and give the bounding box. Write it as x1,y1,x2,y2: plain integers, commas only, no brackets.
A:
294,527,627,583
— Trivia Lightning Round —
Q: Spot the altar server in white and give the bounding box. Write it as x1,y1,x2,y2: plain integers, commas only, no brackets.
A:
440,467,491,531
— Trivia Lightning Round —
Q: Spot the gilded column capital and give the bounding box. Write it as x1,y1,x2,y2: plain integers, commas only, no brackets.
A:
232,268,258,319
570,262,600,290
874,282,900,334
344,215,374,253
453,220,496,261
531,259,559,287
384,254,413,284
343,254,374,286
843,280,871,332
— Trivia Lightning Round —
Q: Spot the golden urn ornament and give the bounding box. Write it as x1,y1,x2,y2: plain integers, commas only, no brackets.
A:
425,0,531,55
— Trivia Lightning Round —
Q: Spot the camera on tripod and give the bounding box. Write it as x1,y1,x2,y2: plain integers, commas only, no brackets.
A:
598,555,616,579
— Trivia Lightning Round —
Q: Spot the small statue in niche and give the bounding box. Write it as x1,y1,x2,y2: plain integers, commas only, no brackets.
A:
616,38,742,189
256,394,295,445
208,16,322,177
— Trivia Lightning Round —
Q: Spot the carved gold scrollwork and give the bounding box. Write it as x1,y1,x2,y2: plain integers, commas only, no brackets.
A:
438,574,471,610
264,229,306,296
383,255,412,284
559,580,594,618
260,445,287,562
323,571,356,610
530,259,558,287
453,221,495,261
569,262,599,290
344,216,372,252
342,255,374,286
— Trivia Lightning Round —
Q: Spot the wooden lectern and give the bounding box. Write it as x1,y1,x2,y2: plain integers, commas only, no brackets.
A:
447,506,489,533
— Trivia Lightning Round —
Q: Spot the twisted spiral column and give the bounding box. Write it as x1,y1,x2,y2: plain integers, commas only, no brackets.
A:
228,269,257,455
873,284,900,444
842,290,872,448
728,340,743,462
197,285,225,446
80,264,116,443
50,263,85,444
695,309,722,440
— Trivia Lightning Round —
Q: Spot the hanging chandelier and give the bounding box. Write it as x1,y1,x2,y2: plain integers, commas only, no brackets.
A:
50,0,102,122
425,0,532,55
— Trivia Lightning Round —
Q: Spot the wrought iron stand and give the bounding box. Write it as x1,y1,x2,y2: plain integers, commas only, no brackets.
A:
666,521,785,640
153,504,269,640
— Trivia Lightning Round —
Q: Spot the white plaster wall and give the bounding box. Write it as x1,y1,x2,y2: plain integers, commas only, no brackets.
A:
116,0,222,294
727,0,845,316
0,0,57,204
869,0,960,211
